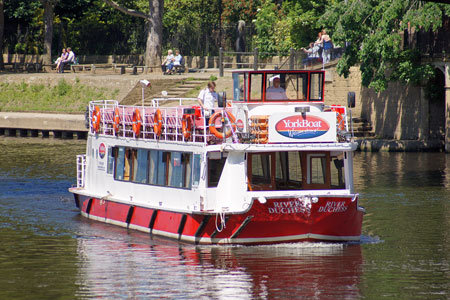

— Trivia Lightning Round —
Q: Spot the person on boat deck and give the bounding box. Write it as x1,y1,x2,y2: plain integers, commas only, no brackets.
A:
197,81,218,121
161,49,175,74
266,75,288,100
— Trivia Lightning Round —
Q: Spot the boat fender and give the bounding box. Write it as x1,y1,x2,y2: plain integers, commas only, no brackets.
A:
113,107,121,134
182,114,194,140
153,109,163,137
209,111,237,139
91,106,101,133
132,108,142,136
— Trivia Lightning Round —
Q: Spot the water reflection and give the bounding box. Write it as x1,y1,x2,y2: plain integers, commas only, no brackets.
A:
1,139,450,299
76,221,362,299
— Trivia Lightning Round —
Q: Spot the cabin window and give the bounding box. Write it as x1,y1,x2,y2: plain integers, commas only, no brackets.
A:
247,153,275,190
308,153,327,185
134,149,149,184
330,154,345,189
157,151,170,185
208,155,226,187
115,147,125,180
233,73,246,102
284,73,308,101
169,152,184,188
192,154,201,187
275,152,303,189
107,147,114,174
310,73,323,101
249,73,263,101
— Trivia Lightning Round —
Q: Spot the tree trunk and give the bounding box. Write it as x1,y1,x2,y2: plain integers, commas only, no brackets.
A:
42,0,56,65
0,0,4,69
103,0,164,69
145,0,163,68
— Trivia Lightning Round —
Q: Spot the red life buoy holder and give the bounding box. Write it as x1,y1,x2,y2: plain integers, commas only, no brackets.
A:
208,111,236,139
132,108,142,136
91,106,101,133
182,114,194,140
330,106,345,131
153,109,163,137
113,107,121,134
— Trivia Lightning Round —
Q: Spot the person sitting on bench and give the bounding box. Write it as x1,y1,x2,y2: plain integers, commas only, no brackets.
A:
59,47,75,73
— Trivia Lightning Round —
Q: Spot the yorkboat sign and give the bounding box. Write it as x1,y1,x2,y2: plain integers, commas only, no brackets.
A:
269,112,337,143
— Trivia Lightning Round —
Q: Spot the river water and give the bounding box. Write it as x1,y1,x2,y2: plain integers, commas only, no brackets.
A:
0,137,449,300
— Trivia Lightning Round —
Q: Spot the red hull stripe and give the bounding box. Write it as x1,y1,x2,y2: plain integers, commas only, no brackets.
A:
78,196,363,245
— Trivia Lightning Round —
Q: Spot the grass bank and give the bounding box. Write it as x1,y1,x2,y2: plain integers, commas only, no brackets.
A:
0,78,119,113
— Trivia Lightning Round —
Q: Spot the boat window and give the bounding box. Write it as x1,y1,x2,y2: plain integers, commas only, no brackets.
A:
208,157,226,187
158,152,170,185
123,148,134,181
309,154,326,184
148,150,159,185
275,152,303,190
169,152,184,188
330,154,345,189
107,147,114,175
183,153,192,188
249,73,263,101
310,73,323,101
115,147,125,180
233,73,246,102
134,149,149,184
247,153,275,190
192,154,201,187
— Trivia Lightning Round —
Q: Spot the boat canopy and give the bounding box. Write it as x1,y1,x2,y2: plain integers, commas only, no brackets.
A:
232,70,325,103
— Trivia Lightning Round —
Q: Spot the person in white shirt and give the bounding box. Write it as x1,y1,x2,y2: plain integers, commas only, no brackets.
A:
161,49,175,74
197,81,218,120
266,75,287,100
173,50,182,66
59,47,75,73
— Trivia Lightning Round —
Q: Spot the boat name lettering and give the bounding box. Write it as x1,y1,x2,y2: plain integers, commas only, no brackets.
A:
282,119,322,129
268,200,310,214
318,201,347,213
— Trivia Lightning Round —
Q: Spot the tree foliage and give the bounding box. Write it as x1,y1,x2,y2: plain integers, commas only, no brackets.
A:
253,0,327,55
320,0,450,92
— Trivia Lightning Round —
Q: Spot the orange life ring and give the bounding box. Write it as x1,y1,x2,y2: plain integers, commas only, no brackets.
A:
132,108,142,136
153,109,163,137
208,111,237,139
113,107,121,134
91,106,101,132
182,114,194,140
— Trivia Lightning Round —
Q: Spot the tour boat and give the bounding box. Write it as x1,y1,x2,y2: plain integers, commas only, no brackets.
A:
69,69,365,245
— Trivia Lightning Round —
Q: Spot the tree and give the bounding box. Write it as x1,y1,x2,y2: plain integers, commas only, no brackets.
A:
320,0,450,92
40,0,59,65
0,0,4,69
104,0,163,67
253,0,328,55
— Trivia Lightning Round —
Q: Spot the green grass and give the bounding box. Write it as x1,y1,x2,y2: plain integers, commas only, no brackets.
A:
0,79,119,113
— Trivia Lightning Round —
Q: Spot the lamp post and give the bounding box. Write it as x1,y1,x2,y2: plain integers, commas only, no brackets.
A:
139,80,151,107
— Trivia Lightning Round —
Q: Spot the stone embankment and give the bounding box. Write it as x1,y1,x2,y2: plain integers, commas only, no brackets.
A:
0,112,87,139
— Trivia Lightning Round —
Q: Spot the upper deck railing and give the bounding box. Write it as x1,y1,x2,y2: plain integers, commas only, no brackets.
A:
87,98,351,146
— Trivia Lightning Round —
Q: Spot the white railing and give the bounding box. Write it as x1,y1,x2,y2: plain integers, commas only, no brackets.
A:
76,154,86,188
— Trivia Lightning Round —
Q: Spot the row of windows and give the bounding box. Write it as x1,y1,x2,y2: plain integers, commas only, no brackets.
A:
248,151,346,191
106,147,201,189
103,146,346,191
